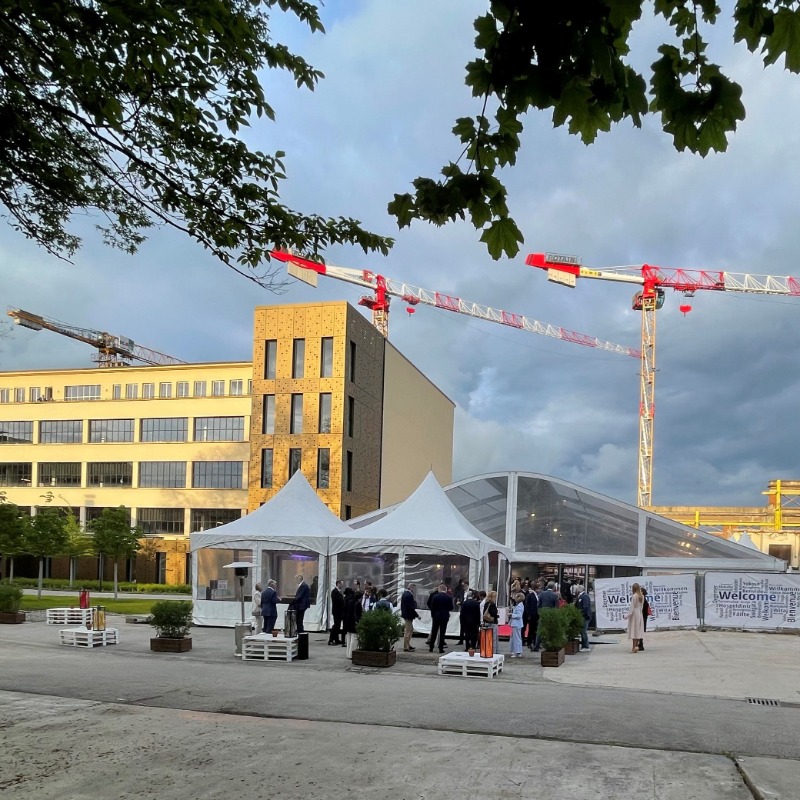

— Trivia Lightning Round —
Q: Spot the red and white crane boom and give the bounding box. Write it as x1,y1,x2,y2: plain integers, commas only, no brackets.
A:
270,251,640,358
526,251,800,508
7,308,186,368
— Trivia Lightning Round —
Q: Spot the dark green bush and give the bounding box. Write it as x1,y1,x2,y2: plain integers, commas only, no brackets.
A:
0,584,23,613
537,607,568,651
6,578,190,594
355,609,403,652
149,600,193,639
560,603,585,641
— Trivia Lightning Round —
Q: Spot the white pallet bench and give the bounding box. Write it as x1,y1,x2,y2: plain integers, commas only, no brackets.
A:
59,627,119,648
47,608,93,626
242,634,298,662
438,652,504,678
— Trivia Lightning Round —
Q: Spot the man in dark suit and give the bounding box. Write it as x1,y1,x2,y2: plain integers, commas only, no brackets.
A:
329,579,345,645
459,590,481,651
533,581,560,651
428,584,454,653
290,574,311,633
400,583,420,652
524,584,540,651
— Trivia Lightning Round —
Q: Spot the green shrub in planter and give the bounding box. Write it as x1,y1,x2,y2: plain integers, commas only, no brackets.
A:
355,609,403,652
537,607,568,652
149,600,193,639
0,584,23,613
560,603,585,641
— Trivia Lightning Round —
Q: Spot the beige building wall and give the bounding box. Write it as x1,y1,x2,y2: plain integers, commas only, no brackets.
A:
381,343,454,506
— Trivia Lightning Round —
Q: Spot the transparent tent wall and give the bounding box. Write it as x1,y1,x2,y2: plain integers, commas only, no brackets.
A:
196,548,253,601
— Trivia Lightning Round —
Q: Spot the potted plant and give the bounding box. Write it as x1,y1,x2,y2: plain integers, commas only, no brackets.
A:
560,603,584,655
0,584,24,624
149,600,193,652
352,609,404,667
537,607,568,667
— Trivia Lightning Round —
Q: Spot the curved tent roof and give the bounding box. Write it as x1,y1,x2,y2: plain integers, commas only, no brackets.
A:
190,470,351,555
331,471,512,560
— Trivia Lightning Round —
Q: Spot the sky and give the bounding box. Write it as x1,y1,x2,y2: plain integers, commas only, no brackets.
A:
2,1,799,509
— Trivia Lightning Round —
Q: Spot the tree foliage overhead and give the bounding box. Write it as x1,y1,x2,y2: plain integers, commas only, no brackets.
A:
389,0,800,260
0,0,392,288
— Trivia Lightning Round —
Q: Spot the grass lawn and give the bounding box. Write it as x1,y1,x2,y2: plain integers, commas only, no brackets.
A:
21,596,157,615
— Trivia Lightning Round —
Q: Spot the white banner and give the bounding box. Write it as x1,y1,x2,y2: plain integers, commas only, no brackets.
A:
594,575,698,630
704,572,800,630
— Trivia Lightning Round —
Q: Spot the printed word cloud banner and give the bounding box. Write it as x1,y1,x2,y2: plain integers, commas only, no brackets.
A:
704,572,800,630
594,575,698,630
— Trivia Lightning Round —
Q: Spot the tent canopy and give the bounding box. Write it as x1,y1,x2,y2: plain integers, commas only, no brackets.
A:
332,471,512,560
190,470,352,555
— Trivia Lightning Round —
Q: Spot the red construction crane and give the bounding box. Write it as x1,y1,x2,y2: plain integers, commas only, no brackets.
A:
270,251,641,358
526,251,800,508
7,308,186,368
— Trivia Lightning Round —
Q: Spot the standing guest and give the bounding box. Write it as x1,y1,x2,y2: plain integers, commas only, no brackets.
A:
639,587,650,651
459,590,482,652
260,579,279,635
478,590,487,620
343,589,363,658
339,587,354,648
532,581,560,651
290,574,310,634
575,583,592,651
400,583,420,652
363,586,377,612
523,585,540,651
375,588,393,612
428,584,454,653
455,580,470,644
329,579,345,645
483,590,500,653
509,592,525,657
625,582,645,653
510,577,521,595
251,583,263,635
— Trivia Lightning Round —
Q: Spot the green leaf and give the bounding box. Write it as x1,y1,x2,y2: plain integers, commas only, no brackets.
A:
387,193,416,228
764,7,800,72
479,217,524,260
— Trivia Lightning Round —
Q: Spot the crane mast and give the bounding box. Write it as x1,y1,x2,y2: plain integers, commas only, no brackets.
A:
526,251,800,508
7,308,186,367
271,251,640,358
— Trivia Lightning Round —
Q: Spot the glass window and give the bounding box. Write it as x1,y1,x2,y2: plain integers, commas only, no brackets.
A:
347,396,355,438
198,547,253,601
265,340,277,379
0,462,32,486
288,448,301,478
159,382,172,399
141,418,188,442
263,395,275,434
321,337,333,378
229,379,243,396
292,339,305,378
139,462,186,488
87,462,133,487
259,549,318,605
177,381,189,398
261,449,273,488
190,508,242,532
194,381,207,397
142,383,155,399
137,508,185,535
248,379,253,395
446,476,509,544
112,384,122,400
29,387,41,402
14,388,24,403
212,380,225,397
336,552,399,600
0,389,8,403
0,421,33,444
126,383,138,400
645,516,753,559
348,341,356,382
39,420,82,444
317,448,330,489
290,394,303,434
192,461,243,489
64,384,100,401
193,416,245,442
38,462,81,487
319,393,332,433
345,450,353,492
89,419,133,443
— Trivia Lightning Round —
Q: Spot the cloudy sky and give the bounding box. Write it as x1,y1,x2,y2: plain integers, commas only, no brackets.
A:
2,1,799,509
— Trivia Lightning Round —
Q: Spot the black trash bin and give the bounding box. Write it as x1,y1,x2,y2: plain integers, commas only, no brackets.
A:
297,632,309,660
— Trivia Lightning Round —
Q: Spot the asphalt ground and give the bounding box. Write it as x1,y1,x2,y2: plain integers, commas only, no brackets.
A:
1,616,799,799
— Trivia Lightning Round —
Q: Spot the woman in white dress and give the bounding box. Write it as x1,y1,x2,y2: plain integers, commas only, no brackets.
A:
625,582,645,653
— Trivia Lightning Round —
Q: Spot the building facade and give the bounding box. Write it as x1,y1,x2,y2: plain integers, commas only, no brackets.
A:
0,301,454,584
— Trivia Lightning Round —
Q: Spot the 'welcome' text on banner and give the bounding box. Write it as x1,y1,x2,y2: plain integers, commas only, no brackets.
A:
594,575,698,630
704,572,800,630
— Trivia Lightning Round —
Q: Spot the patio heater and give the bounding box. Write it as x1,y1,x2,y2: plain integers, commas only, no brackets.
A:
223,561,257,657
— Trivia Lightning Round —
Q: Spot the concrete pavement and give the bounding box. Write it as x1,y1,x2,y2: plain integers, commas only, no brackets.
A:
1,617,799,799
